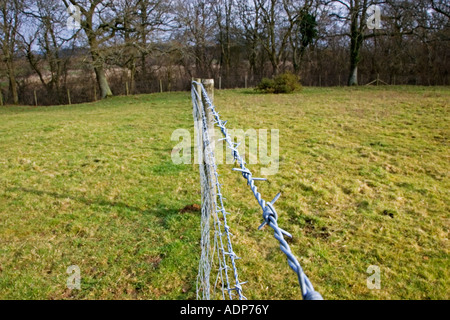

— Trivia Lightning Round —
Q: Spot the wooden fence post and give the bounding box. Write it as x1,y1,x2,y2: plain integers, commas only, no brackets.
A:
201,78,215,216
192,78,216,216
193,78,215,132
202,79,214,101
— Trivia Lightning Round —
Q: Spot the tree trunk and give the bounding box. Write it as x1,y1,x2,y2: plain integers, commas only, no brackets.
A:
130,59,136,95
293,47,300,75
90,42,113,99
348,64,358,86
347,0,364,86
94,64,113,99
271,59,279,76
348,34,362,85
6,58,18,104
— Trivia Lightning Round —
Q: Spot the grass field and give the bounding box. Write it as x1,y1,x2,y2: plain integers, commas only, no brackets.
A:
0,86,448,300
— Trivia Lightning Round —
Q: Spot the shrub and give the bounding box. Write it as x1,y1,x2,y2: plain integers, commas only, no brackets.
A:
273,72,302,93
256,72,302,94
256,77,276,93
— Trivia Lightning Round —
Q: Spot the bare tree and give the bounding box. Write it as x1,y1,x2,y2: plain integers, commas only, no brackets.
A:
285,0,319,75
122,0,172,83
61,0,135,98
174,0,218,78
213,0,235,80
98,0,173,94
253,0,296,75
20,0,76,103
327,0,383,85
0,0,23,104
236,0,263,80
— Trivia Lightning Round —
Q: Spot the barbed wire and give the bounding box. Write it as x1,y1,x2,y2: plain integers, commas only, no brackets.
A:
192,81,323,300
193,84,246,300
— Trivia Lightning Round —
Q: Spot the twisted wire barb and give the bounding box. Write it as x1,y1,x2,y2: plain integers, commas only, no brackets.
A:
193,81,323,300
193,85,246,300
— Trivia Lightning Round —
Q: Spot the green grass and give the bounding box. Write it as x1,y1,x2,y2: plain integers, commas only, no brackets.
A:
0,86,449,300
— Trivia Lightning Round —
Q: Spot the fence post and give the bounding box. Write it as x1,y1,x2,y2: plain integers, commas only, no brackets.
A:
160,79,163,93
126,81,129,96
201,79,215,160
67,88,72,105
202,79,214,108
202,79,215,130
0,90,3,106
193,78,202,114
219,76,222,90
193,77,217,246
200,79,215,157
193,78,215,135
201,78,216,219
34,90,38,107
193,78,202,166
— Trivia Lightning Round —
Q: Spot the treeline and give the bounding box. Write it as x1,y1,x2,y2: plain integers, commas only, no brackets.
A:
0,0,449,105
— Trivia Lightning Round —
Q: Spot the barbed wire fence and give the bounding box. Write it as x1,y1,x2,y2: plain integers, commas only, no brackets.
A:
192,79,323,301
193,79,246,300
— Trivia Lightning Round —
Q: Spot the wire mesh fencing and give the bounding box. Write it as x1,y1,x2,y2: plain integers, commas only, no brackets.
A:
193,80,246,300
192,80,323,300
